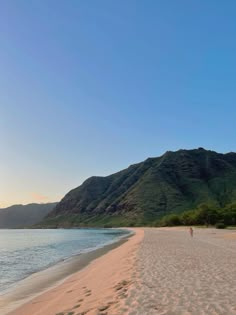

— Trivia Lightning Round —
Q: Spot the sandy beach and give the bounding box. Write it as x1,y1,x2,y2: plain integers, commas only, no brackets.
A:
127,228,236,315
3,227,236,315
3,228,143,315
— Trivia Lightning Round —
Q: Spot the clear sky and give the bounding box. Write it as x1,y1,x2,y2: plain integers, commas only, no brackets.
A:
1,1,236,207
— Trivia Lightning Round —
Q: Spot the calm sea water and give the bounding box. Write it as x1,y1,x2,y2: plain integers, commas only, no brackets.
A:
0,228,129,294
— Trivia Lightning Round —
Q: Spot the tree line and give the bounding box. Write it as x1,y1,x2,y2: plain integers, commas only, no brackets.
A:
156,203,236,228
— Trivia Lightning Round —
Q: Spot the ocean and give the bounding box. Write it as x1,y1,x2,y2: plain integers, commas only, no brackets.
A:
0,228,129,294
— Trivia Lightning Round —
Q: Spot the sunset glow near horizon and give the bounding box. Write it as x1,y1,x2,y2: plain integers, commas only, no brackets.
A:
1,1,236,207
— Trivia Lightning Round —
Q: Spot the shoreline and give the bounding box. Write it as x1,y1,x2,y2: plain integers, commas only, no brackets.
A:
0,228,135,315
6,227,143,315
1,227,235,314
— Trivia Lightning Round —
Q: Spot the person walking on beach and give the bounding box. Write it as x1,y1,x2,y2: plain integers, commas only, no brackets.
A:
189,227,193,238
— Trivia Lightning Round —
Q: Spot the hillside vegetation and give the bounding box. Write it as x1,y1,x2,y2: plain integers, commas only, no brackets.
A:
157,203,236,228
41,148,236,227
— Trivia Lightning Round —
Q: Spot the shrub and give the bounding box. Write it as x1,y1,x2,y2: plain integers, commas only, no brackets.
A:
129,222,136,227
215,222,226,229
103,224,113,228
160,214,182,226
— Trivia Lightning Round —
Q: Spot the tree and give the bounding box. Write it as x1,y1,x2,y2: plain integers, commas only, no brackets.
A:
195,204,219,225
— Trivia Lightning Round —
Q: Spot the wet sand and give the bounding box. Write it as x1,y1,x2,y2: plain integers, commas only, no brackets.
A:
0,230,135,315
4,228,143,315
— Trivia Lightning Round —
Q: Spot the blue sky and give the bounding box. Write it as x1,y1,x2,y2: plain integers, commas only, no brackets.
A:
1,1,236,206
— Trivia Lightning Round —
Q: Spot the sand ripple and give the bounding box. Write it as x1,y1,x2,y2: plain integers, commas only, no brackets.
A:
125,228,236,315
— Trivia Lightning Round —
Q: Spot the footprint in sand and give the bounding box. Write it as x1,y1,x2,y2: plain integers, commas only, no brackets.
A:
114,280,131,301
96,300,118,315
114,280,130,292
98,305,109,312
73,304,81,309
81,286,92,296
114,280,130,290
84,289,92,296
76,309,90,315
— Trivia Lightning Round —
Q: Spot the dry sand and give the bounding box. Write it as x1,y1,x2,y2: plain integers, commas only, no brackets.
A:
126,228,236,315
3,227,236,315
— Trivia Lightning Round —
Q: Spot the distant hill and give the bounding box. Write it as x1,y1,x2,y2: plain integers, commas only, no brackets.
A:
41,148,236,227
0,203,57,228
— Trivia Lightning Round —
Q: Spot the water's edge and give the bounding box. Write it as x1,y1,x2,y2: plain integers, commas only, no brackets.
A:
0,228,134,315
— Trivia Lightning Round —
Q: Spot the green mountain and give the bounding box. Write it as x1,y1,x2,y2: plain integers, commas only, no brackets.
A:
42,148,236,227
0,203,57,228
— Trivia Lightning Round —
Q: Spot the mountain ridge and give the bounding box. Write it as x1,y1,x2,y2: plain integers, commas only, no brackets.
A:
42,148,236,227
0,202,58,228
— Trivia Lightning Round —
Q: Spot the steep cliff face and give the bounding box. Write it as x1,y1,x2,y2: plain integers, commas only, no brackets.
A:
43,148,236,227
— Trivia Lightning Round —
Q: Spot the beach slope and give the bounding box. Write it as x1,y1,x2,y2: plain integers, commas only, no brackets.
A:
5,227,236,315
6,229,143,315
